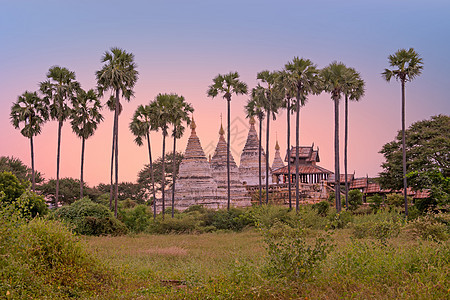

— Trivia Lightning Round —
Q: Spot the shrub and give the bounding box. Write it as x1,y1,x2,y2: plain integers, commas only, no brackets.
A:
328,210,353,229
386,193,413,208
312,201,329,217
263,223,333,280
348,190,363,211
12,189,48,218
0,171,28,204
367,194,383,211
409,212,449,241
54,198,127,236
120,204,152,233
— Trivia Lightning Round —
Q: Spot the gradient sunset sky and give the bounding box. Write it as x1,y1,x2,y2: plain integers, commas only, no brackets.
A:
1,0,449,186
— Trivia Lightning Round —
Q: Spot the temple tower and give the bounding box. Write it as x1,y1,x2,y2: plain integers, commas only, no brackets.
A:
271,139,285,183
238,116,269,186
211,122,251,207
171,117,227,210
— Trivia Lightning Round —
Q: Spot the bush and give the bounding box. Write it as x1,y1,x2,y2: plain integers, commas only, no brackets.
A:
54,197,127,236
120,204,152,233
0,171,28,204
409,212,449,241
312,201,329,217
386,193,413,208
367,194,383,211
12,189,48,218
348,190,363,211
328,210,353,229
263,223,333,280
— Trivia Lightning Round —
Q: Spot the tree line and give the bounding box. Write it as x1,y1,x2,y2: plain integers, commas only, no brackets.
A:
10,47,424,217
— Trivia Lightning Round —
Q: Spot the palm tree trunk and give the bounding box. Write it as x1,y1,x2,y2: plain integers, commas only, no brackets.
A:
258,115,262,206
334,97,341,212
55,120,63,208
226,98,231,210
161,132,166,219
401,80,408,217
80,136,85,199
295,95,300,213
287,98,292,210
172,135,177,218
344,95,349,210
30,136,35,192
265,109,270,205
109,110,117,210
114,89,120,217
146,132,157,220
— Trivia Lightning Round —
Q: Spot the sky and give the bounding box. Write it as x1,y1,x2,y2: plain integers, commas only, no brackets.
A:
1,0,449,187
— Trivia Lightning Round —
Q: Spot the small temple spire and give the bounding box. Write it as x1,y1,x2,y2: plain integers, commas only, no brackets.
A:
275,132,280,150
219,114,225,136
190,115,196,134
249,115,256,125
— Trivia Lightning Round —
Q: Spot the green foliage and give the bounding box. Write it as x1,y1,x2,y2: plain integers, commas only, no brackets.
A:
119,204,151,233
409,211,449,241
12,189,48,218
0,171,28,204
54,197,127,236
0,210,113,298
0,156,44,184
367,194,383,211
263,223,332,280
386,193,413,208
312,201,330,216
38,177,102,206
328,210,353,229
348,189,363,211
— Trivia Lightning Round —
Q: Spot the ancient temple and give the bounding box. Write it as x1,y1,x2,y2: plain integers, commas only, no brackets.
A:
171,118,227,210
238,116,269,186
210,123,251,207
271,139,285,183
272,144,332,184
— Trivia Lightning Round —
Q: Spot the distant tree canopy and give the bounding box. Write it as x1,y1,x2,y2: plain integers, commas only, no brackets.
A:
0,156,44,184
95,182,146,203
379,115,449,208
38,177,98,206
138,151,183,193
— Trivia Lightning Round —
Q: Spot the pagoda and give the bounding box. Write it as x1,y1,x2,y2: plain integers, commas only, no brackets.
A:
171,117,227,210
271,139,285,183
210,122,251,207
238,116,269,185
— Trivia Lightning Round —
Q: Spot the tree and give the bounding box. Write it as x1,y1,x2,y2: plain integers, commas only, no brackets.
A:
10,91,49,192
40,66,79,206
245,93,265,206
38,177,90,206
277,70,296,210
70,89,104,199
169,96,193,218
382,48,424,217
129,104,158,219
96,47,138,217
284,57,321,212
256,70,284,205
321,62,350,213
207,72,248,210
342,68,365,209
0,156,44,184
379,115,449,210
150,93,177,218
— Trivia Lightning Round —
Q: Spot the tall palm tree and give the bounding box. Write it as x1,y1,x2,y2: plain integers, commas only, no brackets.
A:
382,48,423,217
343,68,365,209
256,70,283,205
151,93,175,218
277,70,296,210
40,66,79,207
321,62,350,213
10,91,49,192
169,96,193,218
106,96,122,210
284,58,321,212
130,104,159,219
245,92,265,206
70,88,104,199
96,47,138,217
207,72,248,210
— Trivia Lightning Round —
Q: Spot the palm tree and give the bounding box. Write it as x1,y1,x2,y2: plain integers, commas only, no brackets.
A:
382,48,423,217
40,66,79,207
207,72,248,210
245,91,265,206
343,68,365,209
277,70,296,210
284,58,321,212
321,62,350,213
256,70,284,205
169,96,193,218
10,91,49,192
151,93,176,218
96,47,138,217
130,104,159,219
70,88,104,199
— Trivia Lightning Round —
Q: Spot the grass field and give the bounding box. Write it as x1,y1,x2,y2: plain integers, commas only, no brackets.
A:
84,228,450,299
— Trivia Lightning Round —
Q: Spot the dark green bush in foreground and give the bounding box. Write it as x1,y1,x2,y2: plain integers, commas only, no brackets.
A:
54,197,128,236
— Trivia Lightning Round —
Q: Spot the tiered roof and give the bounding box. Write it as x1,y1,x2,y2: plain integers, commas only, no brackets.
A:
271,140,285,171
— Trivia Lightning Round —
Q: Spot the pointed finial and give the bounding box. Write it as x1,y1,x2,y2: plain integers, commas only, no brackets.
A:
219,123,225,136
275,140,280,151
249,115,255,125
190,115,196,133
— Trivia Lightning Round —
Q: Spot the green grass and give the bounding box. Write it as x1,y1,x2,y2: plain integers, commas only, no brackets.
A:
84,228,450,299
